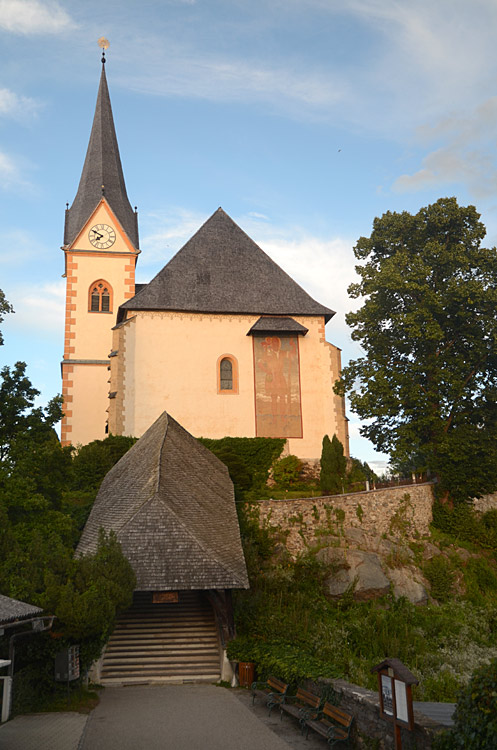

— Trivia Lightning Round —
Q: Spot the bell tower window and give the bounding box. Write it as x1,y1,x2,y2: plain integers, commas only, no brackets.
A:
89,280,113,313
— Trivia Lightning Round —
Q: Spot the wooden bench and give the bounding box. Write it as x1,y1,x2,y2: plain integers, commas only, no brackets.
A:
279,686,322,732
304,701,353,747
251,676,289,715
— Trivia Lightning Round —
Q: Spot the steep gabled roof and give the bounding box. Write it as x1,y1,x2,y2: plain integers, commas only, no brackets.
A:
118,208,334,322
76,412,249,591
64,61,139,249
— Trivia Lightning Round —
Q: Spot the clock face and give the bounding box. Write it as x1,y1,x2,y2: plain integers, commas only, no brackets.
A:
89,224,116,249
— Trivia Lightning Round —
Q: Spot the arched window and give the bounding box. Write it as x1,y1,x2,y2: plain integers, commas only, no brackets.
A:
220,358,233,390
217,355,238,394
88,280,112,313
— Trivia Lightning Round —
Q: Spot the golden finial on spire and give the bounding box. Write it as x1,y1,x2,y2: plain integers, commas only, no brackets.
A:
98,37,110,64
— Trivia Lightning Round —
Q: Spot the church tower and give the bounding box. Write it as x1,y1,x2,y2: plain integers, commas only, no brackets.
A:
61,51,139,446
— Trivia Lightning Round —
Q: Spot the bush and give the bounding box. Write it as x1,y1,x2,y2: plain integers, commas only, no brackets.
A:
71,434,137,492
198,436,285,490
423,556,454,602
272,455,302,488
433,659,497,749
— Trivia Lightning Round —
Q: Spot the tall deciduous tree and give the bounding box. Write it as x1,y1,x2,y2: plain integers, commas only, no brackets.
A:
336,197,497,502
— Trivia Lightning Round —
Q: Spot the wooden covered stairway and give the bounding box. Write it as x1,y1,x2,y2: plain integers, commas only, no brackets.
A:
100,591,222,685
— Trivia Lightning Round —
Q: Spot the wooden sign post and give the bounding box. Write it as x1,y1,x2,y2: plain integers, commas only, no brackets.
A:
372,658,419,750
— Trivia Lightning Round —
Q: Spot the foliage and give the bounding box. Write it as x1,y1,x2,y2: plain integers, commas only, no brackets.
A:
433,659,497,749
198,436,285,491
70,434,138,492
0,288,13,346
432,502,497,552
320,434,347,494
272,454,302,488
0,361,63,463
423,556,455,602
336,197,497,503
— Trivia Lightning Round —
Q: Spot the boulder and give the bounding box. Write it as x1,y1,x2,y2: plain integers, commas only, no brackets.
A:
422,543,441,560
318,548,391,601
388,567,428,604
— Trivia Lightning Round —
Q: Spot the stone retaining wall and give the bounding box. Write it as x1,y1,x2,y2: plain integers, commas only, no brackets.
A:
304,678,444,749
258,484,434,556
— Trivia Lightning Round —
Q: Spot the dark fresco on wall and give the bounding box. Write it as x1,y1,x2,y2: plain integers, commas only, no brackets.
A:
253,335,303,438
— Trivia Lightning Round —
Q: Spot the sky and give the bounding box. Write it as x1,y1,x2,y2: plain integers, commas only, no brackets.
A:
1,0,497,471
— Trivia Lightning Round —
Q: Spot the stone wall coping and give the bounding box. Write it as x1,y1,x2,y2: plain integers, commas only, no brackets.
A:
258,481,435,503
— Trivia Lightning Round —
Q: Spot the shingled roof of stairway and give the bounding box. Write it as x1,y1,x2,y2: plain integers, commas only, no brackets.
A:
118,208,334,323
76,412,249,591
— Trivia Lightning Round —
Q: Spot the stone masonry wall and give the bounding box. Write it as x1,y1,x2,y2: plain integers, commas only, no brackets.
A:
258,484,434,557
304,678,444,749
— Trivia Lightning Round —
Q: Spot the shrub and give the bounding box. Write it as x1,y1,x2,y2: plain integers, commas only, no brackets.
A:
423,556,454,602
272,455,302,488
433,659,497,749
320,434,346,494
198,436,285,490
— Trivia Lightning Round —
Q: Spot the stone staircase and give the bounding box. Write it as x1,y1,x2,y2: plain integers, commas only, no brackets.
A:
100,590,222,685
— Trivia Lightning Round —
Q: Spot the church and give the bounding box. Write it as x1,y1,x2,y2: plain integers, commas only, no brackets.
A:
61,55,349,462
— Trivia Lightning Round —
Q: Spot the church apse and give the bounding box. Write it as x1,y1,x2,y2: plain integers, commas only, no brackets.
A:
253,335,303,438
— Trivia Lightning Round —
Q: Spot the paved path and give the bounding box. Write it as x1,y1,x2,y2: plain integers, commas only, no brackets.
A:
0,712,87,750
80,685,300,750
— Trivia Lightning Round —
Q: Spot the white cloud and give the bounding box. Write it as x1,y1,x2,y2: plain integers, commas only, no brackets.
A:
0,0,74,34
393,96,497,198
124,55,346,118
0,87,39,119
0,149,28,188
138,207,208,271
7,280,65,335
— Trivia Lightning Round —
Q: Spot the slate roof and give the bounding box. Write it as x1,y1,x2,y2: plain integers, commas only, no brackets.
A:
0,595,42,625
64,62,139,249
118,208,334,322
247,316,309,335
76,412,249,591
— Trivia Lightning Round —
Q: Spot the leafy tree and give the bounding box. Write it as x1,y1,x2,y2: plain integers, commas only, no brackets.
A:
0,289,13,346
336,198,497,502
0,361,62,462
320,434,347,494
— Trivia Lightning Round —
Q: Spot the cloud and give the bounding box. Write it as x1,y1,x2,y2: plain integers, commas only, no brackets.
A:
0,0,75,34
138,207,208,271
123,55,346,118
0,149,28,189
6,280,65,335
393,96,497,198
0,87,39,119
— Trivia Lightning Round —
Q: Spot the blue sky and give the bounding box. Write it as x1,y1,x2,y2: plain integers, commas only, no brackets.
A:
2,0,497,470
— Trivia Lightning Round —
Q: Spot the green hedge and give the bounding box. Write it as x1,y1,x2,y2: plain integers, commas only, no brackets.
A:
198,436,285,489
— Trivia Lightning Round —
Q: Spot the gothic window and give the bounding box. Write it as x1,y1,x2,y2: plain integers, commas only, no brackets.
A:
89,280,112,313
217,355,238,394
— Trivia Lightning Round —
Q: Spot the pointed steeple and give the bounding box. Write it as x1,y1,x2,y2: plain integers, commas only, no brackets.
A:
64,57,139,248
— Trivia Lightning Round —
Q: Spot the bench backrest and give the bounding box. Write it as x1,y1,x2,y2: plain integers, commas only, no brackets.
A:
267,676,288,695
295,687,321,709
322,702,353,728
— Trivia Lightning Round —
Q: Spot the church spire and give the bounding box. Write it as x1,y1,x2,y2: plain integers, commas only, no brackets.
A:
64,53,139,248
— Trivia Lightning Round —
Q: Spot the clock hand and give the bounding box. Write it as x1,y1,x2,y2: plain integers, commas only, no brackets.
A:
92,231,104,240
